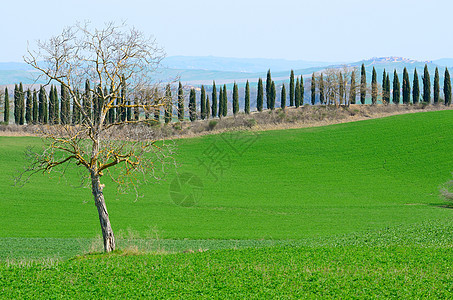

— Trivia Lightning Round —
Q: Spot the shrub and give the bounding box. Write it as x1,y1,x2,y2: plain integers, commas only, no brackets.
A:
208,120,218,131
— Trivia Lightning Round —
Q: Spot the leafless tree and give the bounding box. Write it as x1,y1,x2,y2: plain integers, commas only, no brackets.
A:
21,21,175,252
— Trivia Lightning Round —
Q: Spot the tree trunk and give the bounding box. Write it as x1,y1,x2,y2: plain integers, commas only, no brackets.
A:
91,173,115,252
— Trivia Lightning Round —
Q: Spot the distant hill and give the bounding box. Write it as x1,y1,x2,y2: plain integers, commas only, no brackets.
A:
0,56,448,87
161,56,341,73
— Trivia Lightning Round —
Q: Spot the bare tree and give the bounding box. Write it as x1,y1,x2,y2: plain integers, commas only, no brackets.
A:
21,22,174,252
314,66,379,107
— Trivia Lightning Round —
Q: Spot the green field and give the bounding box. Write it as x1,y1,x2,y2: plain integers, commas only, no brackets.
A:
2,110,453,297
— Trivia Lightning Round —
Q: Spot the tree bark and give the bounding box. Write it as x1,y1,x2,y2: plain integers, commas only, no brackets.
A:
91,173,115,252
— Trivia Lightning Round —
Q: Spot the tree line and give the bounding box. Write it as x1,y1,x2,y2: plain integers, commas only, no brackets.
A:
2,64,451,125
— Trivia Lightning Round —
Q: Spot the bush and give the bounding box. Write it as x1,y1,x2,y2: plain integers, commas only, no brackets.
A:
208,120,218,131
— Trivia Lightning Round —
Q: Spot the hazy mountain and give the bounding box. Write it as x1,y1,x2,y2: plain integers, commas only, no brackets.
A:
162,56,342,73
433,58,453,68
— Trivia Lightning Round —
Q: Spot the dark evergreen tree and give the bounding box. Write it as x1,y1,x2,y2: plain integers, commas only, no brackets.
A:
3,88,9,124
25,89,32,124
18,83,25,125
386,73,391,104
339,72,345,105
83,80,92,123
300,76,304,105
107,84,115,124
154,87,160,122
245,80,250,114
360,64,366,104
120,76,127,121
266,69,272,109
178,82,184,121
349,70,356,104
200,85,206,119
164,84,172,124
295,77,300,108
60,84,69,124
393,70,400,104
222,85,227,117
423,64,431,103
48,85,54,123
281,83,286,109
319,74,325,104
232,82,239,115
434,67,440,104
211,81,217,118
38,86,48,124
444,68,451,106
189,88,196,121
311,73,316,105
382,69,387,104
257,78,263,112
13,84,18,124
289,70,295,106
32,89,38,124
413,68,420,104
371,67,377,105
205,95,210,119
402,67,411,104
54,85,60,124
270,81,276,110
73,90,82,125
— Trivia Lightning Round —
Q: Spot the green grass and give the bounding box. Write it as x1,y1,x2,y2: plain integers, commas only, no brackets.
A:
1,110,453,242
2,110,453,297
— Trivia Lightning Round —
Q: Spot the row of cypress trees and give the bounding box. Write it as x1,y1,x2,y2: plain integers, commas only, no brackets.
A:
2,65,452,125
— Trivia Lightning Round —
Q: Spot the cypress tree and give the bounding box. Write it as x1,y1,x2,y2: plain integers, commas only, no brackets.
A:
402,67,411,104
386,73,391,104
3,88,9,124
434,67,440,104
178,82,184,121
189,88,196,121
413,68,420,104
164,84,172,124
295,77,300,108
38,86,43,123
245,80,250,114
154,87,160,122
222,84,227,117
74,90,82,125
289,70,295,106
300,76,304,105
393,70,400,104
18,83,25,125
270,81,276,110
133,95,139,122
48,85,54,123
360,64,366,104
60,84,67,124
281,83,286,109
349,70,356,104
232,82,239,115
423,64,431,103
319,74,325,104
200,85,206,119
25,89,32,124
257,78,264,112
444,68,451,106
54,85,60,124
120,76,127,121
218,86,223,118
107,84,115,124
83,80,92,123
371,67,377,105
311,73,316,105
382,69,387,104
32,89,37,124
339,72,345,105
266,69,272,109
205,95,210,119
211,81,217,118
14,84,18,124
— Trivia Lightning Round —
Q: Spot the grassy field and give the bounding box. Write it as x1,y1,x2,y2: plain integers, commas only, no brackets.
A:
1,110,453,297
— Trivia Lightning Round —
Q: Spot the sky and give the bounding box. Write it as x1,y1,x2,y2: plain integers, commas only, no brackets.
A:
1,0,452,63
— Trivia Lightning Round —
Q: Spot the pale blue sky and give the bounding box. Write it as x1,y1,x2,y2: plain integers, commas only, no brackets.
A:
1,0,452,62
